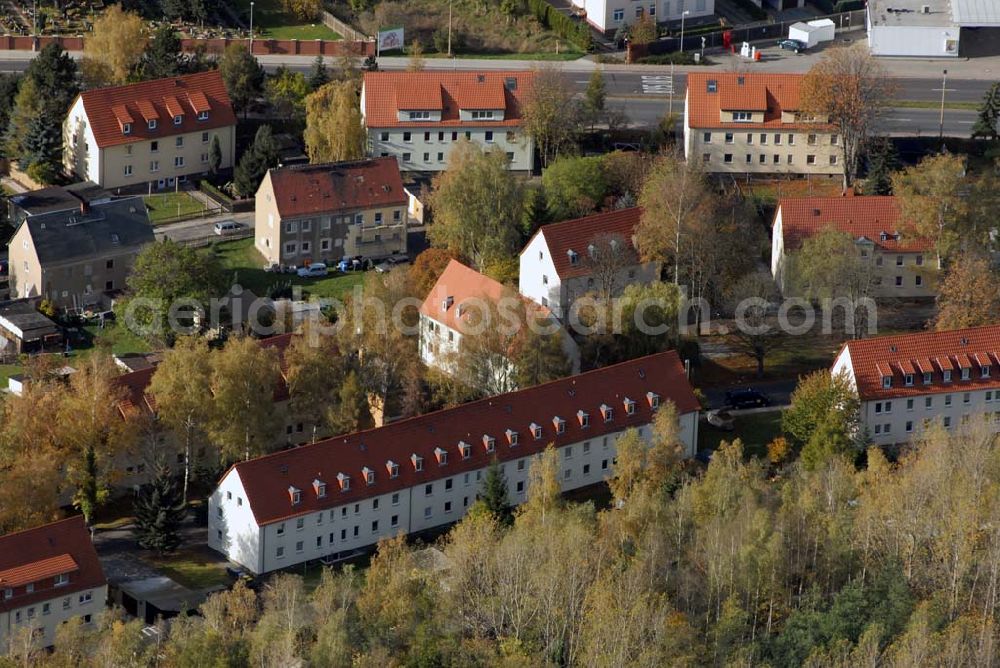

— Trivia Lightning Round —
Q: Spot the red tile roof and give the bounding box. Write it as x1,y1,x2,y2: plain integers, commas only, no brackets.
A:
526,207,645,280
777,194,933,253
419,260,549,332
228,350,700,526
363,71,533,129
686,73,826,130
838,324,1000,400
78,71,236,149
266,158,406,219
0,516,106,613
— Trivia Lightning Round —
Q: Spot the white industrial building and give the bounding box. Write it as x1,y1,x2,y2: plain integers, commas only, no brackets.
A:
867,0,1000,57
574,0,715,35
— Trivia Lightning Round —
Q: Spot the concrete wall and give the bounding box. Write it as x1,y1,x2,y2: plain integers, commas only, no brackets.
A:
0,35,374,57
210,413,699,574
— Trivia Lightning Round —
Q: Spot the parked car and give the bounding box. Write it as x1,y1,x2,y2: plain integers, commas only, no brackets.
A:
337,256,365,272
706,409,735,431
725,388,771,409
777,38,806,53
374,254,410,273
213,220,243,236
297,263,329,278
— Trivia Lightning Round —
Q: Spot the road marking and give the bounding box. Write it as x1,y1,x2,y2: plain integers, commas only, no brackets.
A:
884,118,913,122
641,75,673,95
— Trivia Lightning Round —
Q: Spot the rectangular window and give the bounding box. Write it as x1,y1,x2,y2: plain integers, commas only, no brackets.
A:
174,156,185,168
732,112,752,122
124,164,133,177
403,132,412,142
380,132,389,141
724,154,733,164
175,136,183,147
703,132,711,142
759,133,767,144
613,8,624,20
485,131,494,142
424,506,432,519
806,155,816,165
724,132,734,143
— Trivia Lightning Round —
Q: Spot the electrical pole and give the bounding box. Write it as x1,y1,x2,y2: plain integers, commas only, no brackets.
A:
249,1,255,52
448,0,453,57
938,68,948,141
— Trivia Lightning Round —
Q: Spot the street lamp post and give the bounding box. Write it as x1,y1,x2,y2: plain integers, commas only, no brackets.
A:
249,1,255,52
447,0,453,57
679,10,691,54
938,68,948,141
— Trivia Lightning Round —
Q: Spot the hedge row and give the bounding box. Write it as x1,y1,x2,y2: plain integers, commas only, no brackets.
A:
526,0,593,51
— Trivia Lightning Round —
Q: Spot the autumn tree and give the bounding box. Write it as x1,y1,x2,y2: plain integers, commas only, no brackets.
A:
583,68,607,131
209,336,281,462
303,80,366,163
541,154,608,220
726,271,783,378
799,42,894,188
636,151,715,285
81,5,148,87
219,43,265,118
891,152,973,262
583,232,637,305
409,247,458,298
629,15,657,45
783,369,860,451
931,250,1000,331
147,336,213,503
265,66,310,124
513,323,573,389
281,0,321,19
284,327,346,442
427,141,523,269
407,39,425,71
522,66,580,167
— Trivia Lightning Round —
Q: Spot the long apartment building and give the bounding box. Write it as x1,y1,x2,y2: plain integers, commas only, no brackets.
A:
208,351,700,574
0,516,107,650
832,324,1000,445
771,193,937,298
254,158,407,268
361,71,535,173
684,73,842,176
63,71,236,191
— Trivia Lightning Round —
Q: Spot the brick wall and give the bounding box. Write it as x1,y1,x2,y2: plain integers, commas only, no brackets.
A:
0,35,374,57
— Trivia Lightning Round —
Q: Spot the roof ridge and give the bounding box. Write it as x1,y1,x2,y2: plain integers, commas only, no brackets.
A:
234,350,679,471
0,515,85,540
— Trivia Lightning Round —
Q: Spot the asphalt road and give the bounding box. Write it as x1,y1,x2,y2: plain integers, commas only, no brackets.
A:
154,210,254,244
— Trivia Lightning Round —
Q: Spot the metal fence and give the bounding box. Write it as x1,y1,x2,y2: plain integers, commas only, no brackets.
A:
641,8,866,56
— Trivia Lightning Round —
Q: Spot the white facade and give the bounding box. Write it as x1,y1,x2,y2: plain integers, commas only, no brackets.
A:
419,312,462,372
63,98,101,189
366,126,533,173
832,347,1000,446
576,0,714,33
0,584,106,650
208,416,698,575
867,23,961,57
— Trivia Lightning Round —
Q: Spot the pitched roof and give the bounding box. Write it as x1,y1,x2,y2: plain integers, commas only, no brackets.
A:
838,324,1000,400
362,71,533,129
77,71,236,149
525,207,644,280
265,158,406,218
686,72,824,130
419,260,550,332
0,516,106,613
229,350,700,526
21,197,154,266
776,194,933,253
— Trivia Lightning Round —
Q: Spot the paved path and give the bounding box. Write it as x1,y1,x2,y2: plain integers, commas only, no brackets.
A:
154,210,254,245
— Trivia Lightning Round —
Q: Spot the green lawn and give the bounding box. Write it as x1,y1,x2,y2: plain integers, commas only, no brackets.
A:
0,363,23,387
78,323,152,356
144,192,208,225
235,0,341,41
699,410,784,461
212,237,366,301
149,548,231,590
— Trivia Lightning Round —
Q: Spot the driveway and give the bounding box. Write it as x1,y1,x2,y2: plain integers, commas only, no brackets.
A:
702,378,798,410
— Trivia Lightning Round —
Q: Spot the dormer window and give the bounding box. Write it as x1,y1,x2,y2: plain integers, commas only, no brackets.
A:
313,479,326,498
647,392,660,409
904,374,914,387
434,447,448,465
483,435,496,453
506,429,519,446
442,296,454,311
148,119,157,130
530,423,542,440
732,111,752,122
459,441,471,459
337,473,350,491
289,486,301,505
983,365,991,379
600,404,614,422
568,250,579,265
173,115,183,125
387,460,399,478
54,573,69,587
553,417,565,434
122,123,132,135
624,398,636,415
923,372,932,385
408,111,431,120
3,588,11,600
362,467,375,485
578,410,590,428
944,369,953,383
882,375,892,389
411,454,424,471
471,110,495,120
962,367,971,381
198,111,209,120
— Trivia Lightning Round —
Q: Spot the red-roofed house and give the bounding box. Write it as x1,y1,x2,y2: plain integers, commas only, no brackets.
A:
254,158,407,267
418,260,580,378
0,516,107,649
518,207,660,321
770,194,938,297
361,71,534,172
684,73,841,176
63,71,236,190
207,350,699,574
832,324,1000,445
